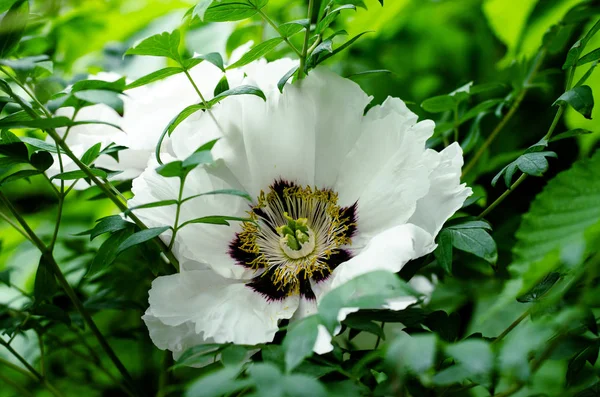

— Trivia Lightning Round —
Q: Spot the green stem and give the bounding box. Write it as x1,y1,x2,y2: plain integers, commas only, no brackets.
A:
183,69,222,133
37,332,46,377
491,308,530,346
0,340,42,380
0,210,33,242
256,9,302,56
168,176,186,251
462,50,546,178
477,173,527,219
298,0,315,80
0,191,137,393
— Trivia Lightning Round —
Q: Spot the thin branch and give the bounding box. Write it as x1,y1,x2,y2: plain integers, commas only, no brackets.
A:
256,8,302,56
298,0,315,79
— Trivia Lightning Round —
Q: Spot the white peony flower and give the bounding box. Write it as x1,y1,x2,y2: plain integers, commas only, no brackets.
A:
46,57,297,188
130,65,471,359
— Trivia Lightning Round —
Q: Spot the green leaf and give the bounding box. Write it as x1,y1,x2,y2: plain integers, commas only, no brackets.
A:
0,116,122,131
346,69,392,80
30,151,53,171
34,257,58,302
0,169,41,185
189,52,225,72
434,229,453,274
318,271,418,333
116,226,170,256
76,215,133,240
155,160,185,178
278,65,299,93
126,67,184,89
551,128,593,142
0,0,29,58
126,200,178,213
517,272,561,302
33,303,71,325
248,363,284,397
283,375,328,397
227,38,284,69
174,344,226,368
71,77,126,93
0,268,11,286
445,340,493,382
578,48,600,66
279,19,309,38
282,315,320,372
184,366,249,397
18,137,58,153
316,5,356,34
449,228,497,264
459,99,503,124
386,332,437,374
421,95,456,113
81,142,102,165
515,151,557,177
514,150,600,267
125,30,182,63
86,228,133,277
554,85,595,119
210,85,266,105
51,168,107,181
178,216,251,229
193,0,216,21
213,75,229,97
74,90,124,116
203,0,267,22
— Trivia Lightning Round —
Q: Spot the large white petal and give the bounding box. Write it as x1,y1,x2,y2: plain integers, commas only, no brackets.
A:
298,68,373,188
408,142,472,236
130,157,252,279
330,224,436,289
335,99,435,238
142,310,207,360
147,268,299,345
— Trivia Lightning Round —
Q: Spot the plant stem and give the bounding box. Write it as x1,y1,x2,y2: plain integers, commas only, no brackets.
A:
0,339,43,379
37,332,46,376
298,0,315,80
0,191,137,393
168,176,186,251
453,104,460,142
256,9,302,56
462,50,546,178
477,173,527,219
0,210,33,242
183,69,222,134
491,308,530,346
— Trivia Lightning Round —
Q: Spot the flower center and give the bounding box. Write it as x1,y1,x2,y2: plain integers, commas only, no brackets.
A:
229,180,358,300
277,213,316,259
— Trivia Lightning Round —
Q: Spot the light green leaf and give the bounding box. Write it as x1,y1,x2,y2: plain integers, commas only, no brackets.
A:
126,67,184,89
227,38,284,69
282,315,320,372
125,30,182,63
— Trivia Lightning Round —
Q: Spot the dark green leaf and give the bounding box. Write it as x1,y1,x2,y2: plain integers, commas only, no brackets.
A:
553,85,594,119
30,151,53,171
227,38,284,69
213,75,229,97
449,228,497,264
0,268,11,286
184,366,249,397
278,65,299,92
156,160,184,178
116,226,170,256
34,257,57,302
178,216,251,229
174,344,225,368
33,303,71,325
0,116,122,131
0,169,41,185
51,168,107,181
517,272,560,302
86,228,133,277
459,99,503,124
282,315,320,372
0,0,29,58
515,151,557,177
346,69,391,80
81,142,102,165
71,77,126,93
127,200,178,213
75,215,133,240
125,30,182,63
283,374,328,397
316,5,356,34
210,84,266,105
188,52,225,72
434,229,453,274
577,48,600,66
551,128,593,142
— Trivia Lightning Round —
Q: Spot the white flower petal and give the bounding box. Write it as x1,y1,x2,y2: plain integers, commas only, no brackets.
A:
335,100,435,237
147,269,299,345
330,224,436,289
142,310,207,360
314,325,335,355
408,142,473,236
